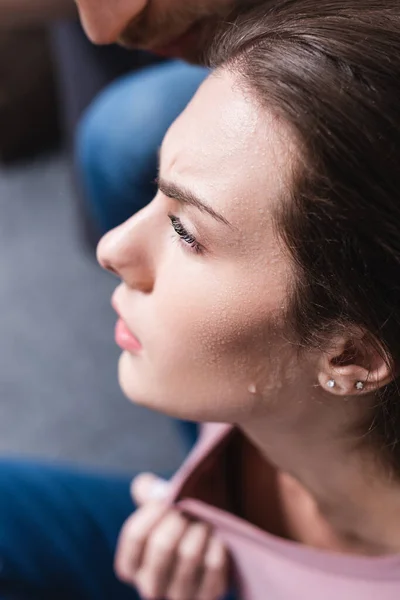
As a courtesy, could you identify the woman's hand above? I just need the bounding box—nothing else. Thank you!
[114,473,229,600]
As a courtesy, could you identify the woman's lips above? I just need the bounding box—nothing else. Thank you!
[111,291,142,353]
[115,318,142,353]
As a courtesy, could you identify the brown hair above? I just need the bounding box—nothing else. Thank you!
[210,0,400,472]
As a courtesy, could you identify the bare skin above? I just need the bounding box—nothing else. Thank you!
[74,0,264,61]
[115,473,229,600]
[98,70,400,598]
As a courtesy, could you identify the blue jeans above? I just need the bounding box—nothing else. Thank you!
[75,60,209,234]
[0,460,236,599]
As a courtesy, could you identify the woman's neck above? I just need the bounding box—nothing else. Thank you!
[237,418,400,556]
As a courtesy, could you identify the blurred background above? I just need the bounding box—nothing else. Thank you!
[0,2,209,475]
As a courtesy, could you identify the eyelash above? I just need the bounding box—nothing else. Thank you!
[168,213,202,254]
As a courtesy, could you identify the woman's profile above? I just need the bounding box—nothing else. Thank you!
[2,1,400,599]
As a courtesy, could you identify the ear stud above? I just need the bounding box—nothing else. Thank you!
[327,379,336,389]
[355,381,365,391]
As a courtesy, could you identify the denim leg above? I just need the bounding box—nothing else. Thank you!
[75,60,209,234]
[0,459,139,600]
[0,459,240,600]
[176,421,200,450]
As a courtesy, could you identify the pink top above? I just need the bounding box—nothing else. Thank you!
[166,423,400,599]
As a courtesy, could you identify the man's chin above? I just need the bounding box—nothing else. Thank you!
[151,21,206,61]
[119,19,214,64]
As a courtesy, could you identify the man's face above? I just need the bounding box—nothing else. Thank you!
[75,0,256,60]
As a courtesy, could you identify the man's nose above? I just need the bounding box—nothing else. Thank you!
[97,212,154,293]
[75,0,147,44]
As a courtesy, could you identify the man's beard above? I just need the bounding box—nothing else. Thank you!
[118,0,264,62]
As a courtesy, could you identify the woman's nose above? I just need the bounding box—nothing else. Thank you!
[97,212,154,293]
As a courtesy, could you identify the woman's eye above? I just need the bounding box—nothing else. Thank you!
[168,214,202,254]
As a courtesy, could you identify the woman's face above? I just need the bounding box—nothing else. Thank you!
[97,70,310,423]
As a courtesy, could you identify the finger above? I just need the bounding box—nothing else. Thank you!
[131,472,170,506]
[195,536,229,600]
[135,510,189,600]
[166,521,211,600]
[114,502,168,584]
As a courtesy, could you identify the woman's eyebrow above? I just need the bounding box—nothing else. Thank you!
[156,176,232,227]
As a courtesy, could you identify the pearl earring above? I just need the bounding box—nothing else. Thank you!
[355,381,364,391]
[327,379,336,389]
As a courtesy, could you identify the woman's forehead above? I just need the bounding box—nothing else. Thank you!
[161,70,296,219]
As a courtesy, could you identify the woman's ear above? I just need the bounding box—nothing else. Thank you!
[317,331,395,396]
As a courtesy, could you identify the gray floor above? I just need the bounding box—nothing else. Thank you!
[0,153,186,475]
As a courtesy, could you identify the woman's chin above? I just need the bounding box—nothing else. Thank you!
[117,351,190,418]
[117,351,234,423]
[118,351,150,407]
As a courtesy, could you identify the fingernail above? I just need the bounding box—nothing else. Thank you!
[149,479,169,500]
